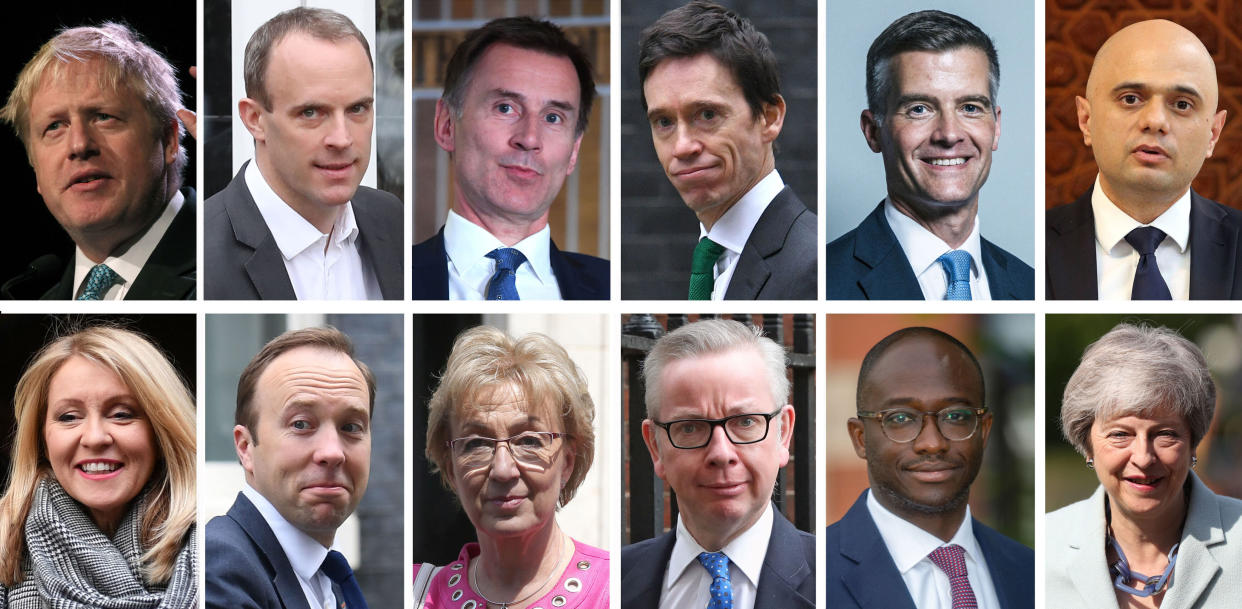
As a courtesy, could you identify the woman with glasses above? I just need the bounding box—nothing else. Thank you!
[417,326,607,609]
[1047,323,1242,608]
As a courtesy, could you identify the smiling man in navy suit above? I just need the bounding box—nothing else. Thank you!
[826,327,1032,609]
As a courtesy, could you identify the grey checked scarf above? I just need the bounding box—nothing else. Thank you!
[0,477,197,609]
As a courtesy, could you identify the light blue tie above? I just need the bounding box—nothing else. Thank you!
[937,250,973,300]
[77,264,119,300]
[485,248,526,300]
[697,551,733,609]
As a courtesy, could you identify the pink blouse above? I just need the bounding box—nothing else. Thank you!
[423,538,609,609]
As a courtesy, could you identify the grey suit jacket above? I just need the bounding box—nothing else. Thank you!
[725,185,817,300]
[1046,472,1242,608]
[204,162,403,300]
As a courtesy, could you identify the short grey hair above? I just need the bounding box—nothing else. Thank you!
[1060,323,1216,458]
[243,7,373,110]
[641,319,789,419]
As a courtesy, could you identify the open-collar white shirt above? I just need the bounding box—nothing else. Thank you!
[246,160,381,300]
[1091,175,1191,300]
[867,489,1001,609]
[443,209,561,300]
[659,502,772,609]
[699,169,784,300]
[241,483,340,609]
[884,198,992,300]
[72,190,183,300]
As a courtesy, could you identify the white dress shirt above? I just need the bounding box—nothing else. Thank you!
[700,169,785,300]
[867,490,1001,609]
[884,199,992,300]
[443,209,562,300]
[659,502,772,609]
[241,483,340,609]
[72,190,184,300]
[245,161,381,300]
[1091,175,1191,300]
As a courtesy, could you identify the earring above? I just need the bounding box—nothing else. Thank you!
[1192,456,1198,468]
[1086,458,1094,469]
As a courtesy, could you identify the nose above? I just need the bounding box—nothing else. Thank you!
[80,414,113,448]
[1138,99,1170,135]
[323,113,354,150]
[510,113,542,152]
[68,121,99,161]
[911,414,949,454]
[672,124,703,159]
[930,110,965,147]
[487,442,521,481]
[702,424,740,466]
[312,428,346,467]
[1130,437,1157,468]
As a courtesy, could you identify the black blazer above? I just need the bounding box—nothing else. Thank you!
[1046,187,1242,299]
[825,490,1034,609]
[205,493,314,609]
[410,226,609,300]
[620,506,814,609]
[203,162,403,300]
[38,188,197,300]
[826,201,1034,300]
[723,185,817,300]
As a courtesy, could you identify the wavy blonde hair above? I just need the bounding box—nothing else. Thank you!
[0,325,196,586]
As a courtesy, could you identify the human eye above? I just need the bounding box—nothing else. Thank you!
[733,415,759,428]
[460,436,493,452]
[349,102,371,114]
[884,410,917,426]
[698,108,718,122]
[496,102,515,115]
[43,119,65,135]
[905,104,931,118]
[1173,99,1193,112]
[650,114,673,130]
[940,408,974,424]
[299,107,320,119]
[961,103,986,116]
[1119,93,1142,106]
[109,408,138,421]
[513,432,549,448]
[341,420,367,434]
[670,420,703,437]
[290,419,313,431]
[543,112,565,125]
[53,411,80,423]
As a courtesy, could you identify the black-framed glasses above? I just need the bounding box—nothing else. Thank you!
[855,406,987,443]
[652,408,783,449]
[446,431,570,471]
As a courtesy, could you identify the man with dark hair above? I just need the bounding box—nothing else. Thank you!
[205,7,403,300]
[411,16,608,300]
[206,326,374,609]
[637,0,816,300]
[827,10,1033,300]
[826,327,1033,609]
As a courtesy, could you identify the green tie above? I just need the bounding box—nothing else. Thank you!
[689,237,726,300]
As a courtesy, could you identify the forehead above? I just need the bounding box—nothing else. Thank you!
[48,355,130,399]
[264,32,373,99]
[256,346,367,409]
[462,43,580,104]
[29,59,143,117]
[862,335,982,404]
[451,383,561,430]
[644,53,745,109]
[657,347,772,416]
[1091,39,1215,96]
[889,48,991,97]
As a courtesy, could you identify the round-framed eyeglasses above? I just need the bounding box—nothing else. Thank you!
[447,431,570,471]
[652,408,783,449]
[855,406,987,443]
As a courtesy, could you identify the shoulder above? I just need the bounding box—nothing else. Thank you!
[352,185,403,213]
[621,531,673,571]
[972,519,1033,564]
[981,237,1035,276]
[1046,192,1092,234]
[554,249,610,274]
[205,515,276,607]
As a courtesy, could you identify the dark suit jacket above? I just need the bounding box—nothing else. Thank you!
[37,188,197,300]
[825,490,1034,609]
[620,506,814,609]
[410,226,609,299]
[826,201,1034,300]
[204,162,403,300]
[1046,187,1242,299]
[722,186,817,300]
[205,493,314,609]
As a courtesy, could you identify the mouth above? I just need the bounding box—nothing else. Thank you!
[672,164,718,179]
[904,461,961,483]
[1123,475,1164,491]
[76,459,123,479]
[701,481,747,496]
[500,164,542,180]
[486,495,526,509]
[65,170,113,192]
[302,481,350,497]
[922,157,969,168]
[1132,145,1170,163]
[314,161,356,179]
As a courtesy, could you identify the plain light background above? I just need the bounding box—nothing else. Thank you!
[825,0,1035,266]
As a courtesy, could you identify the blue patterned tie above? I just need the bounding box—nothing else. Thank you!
[1125,226,1172,300]
[321,550,369,609]
[77,264,119,300]
[697,551,733,609]
[937,250,973,300]
[485,248,526,300]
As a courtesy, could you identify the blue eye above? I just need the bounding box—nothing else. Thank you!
[291,420,311,430]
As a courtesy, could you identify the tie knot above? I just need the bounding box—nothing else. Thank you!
[691,238,726,274]
[928,544,968,578]
[937,250,973,300]
[320,550,353,584]
[486,247,527,272]
[696,551,730,579]
[1125,226,1167,255]
[77,264,120,300]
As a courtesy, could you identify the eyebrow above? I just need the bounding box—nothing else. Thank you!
[1111,82,1203,100]
[490,88,576,114]
[893,94,992,109]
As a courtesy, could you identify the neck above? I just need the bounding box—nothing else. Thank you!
[255,154,343,234]
[474,521,565,604]
[1099,178,1184,225]
[681,503,764,552]
[74,183,171,263]
[1108,494,1185,565]
[455,200,548,247]
[889,195,977,249]
[696,158,774,232]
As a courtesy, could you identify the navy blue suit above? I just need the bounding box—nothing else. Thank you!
[206,493,318,609]
[1046,187,1242,299]
[410,226,609,300]
[825,490,1033,609]
[826,202,1033,300]
[621,507,814,609]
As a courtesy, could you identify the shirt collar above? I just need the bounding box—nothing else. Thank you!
[443,209,555,283]
[1091,175,1191,254]
[698,170,784,254]
[73,190,184,295]
[884,198,985,279]
[241,482,332,583]
[246,159,359,260]
[866,489,983,573]
[665,502,773,593]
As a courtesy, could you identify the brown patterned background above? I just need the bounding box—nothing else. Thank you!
[1046,0,1242,209]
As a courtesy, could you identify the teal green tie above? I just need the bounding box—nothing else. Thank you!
[689,237,725,300]
[77,264,119,300]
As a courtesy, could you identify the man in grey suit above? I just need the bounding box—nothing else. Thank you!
[637,0,816,300]
[205,7,402,300]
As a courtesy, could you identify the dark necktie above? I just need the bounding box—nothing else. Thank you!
[689,237,725,300]
[321,550,369,609]
[77,263,119,300]
[485,247,526,300]
[928,544,978,609]
[1125,226,1172,300]
[697,551,733,609]
[936,250,973,300]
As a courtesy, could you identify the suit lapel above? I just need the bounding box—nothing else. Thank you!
[228,493,314,609]
[1046,190,1099,299]
[549,241,606,299]
[222,166,297,299]
[980,238,1016,300]
[754,510,813,609]
[1188,190,1239,299]
[1165,474,1224,607]
[410,228,450,300]
[725,187,803,299]
[837,492,919,609]
[353,194,402,299]
[972,519,1032,609]
[127,190,197,300]
[1062,487,1116,607]
[621,531,675,609]
[850,202,923,299]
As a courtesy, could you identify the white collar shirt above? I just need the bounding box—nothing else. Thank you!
[1091,175,1191,300]
[658,501,773,609]
[866,489,1001,609]
[245,160,381,300]
[241,483,339,609]
[700,169,784,300]
[884,198,992,300]
[443,209,561,300]
[72,190,183,300]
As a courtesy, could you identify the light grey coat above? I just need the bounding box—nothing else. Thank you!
[1046,472,1242,609]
